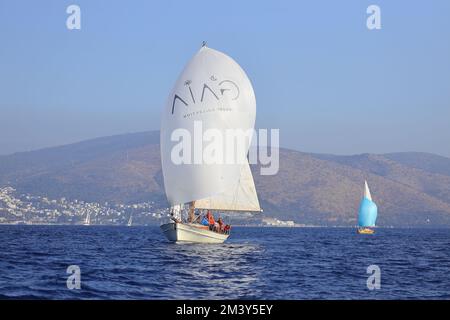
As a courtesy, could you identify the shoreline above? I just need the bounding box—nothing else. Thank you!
[0,223,448,229]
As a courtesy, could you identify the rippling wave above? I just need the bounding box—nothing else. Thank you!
[0,225,449,299]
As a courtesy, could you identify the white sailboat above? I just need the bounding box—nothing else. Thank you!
[160,44,261,243]
[127,213,133,227]
[83,211,91,226]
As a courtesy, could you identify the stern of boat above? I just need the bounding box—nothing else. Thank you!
[357,227,375,234]
[160,222,229,244]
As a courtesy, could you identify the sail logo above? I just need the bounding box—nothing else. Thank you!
[170,121,279,175]
[171,77,240,114]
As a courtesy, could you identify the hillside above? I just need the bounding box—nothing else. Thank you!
[1,131,450,227]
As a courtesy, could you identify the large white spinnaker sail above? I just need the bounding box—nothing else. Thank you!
[160,46,257,207]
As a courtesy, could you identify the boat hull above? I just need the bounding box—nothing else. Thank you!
[357,227,375,234]
[160,222,229,244]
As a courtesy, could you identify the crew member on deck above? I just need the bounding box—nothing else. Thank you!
[217,217,224,233]
[207,210,215,230]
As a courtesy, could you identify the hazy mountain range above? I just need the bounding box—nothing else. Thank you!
[1,131,450,227]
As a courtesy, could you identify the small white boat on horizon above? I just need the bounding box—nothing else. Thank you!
[83,211,91,226]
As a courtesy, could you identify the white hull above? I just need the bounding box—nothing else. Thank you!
[160,222,229,244]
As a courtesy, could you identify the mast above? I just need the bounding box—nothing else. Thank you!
[188,201,196,223]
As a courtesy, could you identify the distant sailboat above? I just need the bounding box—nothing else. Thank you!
[127,213,133,227]
[83,211,91,226]
[357,180,378,234]
[159,44,261,243]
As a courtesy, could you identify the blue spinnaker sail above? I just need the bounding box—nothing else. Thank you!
[358,197,377,227]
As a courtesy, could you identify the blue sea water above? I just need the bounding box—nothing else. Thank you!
[0,225,449,300]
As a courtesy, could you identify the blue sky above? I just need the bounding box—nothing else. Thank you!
[0,0,449,156]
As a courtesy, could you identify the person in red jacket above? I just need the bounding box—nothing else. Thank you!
[206,210,215,230]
